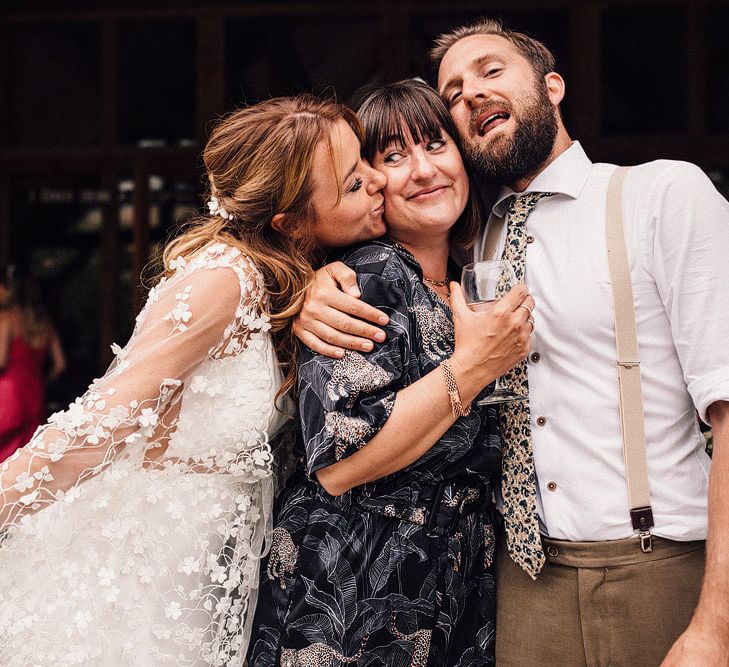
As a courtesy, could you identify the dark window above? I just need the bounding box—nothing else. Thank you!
[601,7,688,135]
[10,23,103,146]
[705,7,729,134]
[225,16,380,107]
[119,20,196,144]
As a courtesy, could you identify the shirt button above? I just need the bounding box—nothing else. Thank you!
[526,234,535,244]
[536,416,547,427]
[547,545,559,558]
[546,481,557,492]
[530,352,541,363]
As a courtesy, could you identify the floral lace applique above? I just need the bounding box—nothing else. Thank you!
[0,242,286,666]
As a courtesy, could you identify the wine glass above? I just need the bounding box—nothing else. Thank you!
[461,260,528,405]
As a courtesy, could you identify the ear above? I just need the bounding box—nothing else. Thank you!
[544,72,565,107]
[271,212,287,235]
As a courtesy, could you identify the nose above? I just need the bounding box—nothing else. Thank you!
[410,149,438,181]
[365,163,387,194]
[461,75,490,110]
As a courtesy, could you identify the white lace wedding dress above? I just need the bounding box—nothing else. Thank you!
[0,243,290,666]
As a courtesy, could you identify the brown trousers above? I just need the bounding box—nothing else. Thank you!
[496,535,705,667]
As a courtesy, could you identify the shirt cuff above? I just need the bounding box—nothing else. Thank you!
[688,371,729,424]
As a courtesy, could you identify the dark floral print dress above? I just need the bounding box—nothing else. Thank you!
[248,240,501,667]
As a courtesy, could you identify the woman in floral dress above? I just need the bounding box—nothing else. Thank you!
[0,95,387,666]
[248,80,535,666]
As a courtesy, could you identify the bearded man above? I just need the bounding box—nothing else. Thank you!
[295,19,729,667]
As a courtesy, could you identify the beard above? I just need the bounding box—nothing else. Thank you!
[464,80,558,186]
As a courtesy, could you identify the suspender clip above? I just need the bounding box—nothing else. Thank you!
[639,531,653,553]
[617,359,640,368]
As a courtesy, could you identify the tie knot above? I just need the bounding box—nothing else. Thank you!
[507,192,555,224]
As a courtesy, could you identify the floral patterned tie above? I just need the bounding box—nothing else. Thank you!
[499,192,554,579]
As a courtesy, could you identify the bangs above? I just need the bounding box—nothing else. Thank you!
[358,81,454,161]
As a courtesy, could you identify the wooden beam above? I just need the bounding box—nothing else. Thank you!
[99,172,120,369]
[196,15,226,141]
[0,145,198,175]
[379,2,410,84]
[101,19,120,146]
[132,158,150,315]
[686,1,707,137]
[592,134,729,168]
[567,2,601,147]
[0,23,9,149]
[0,178,9,269]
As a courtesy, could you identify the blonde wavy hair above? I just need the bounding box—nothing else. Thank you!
[163,95,363,400]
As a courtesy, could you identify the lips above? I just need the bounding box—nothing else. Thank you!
[471,103,512,137]
[407,185,448,200]
[371,197,385,215]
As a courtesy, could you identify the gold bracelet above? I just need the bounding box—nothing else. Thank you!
[441,359,471,418]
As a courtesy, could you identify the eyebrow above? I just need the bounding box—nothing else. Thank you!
[440,54,497,94]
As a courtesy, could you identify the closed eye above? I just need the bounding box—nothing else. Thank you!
[349,176,363,192]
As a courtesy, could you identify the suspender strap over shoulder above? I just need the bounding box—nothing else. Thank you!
[605,166,654,551]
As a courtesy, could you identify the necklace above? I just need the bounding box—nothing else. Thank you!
[423,276,449,287]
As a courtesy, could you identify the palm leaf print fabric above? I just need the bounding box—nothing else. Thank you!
[248,240,501,666]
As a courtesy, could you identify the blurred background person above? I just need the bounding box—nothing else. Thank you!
[0,268,66,462]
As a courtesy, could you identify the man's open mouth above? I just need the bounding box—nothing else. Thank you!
[477,111,510,137]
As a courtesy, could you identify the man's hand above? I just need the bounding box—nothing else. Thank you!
[662,400,729,666]
[293,262,389,358]
[661,624,729,666]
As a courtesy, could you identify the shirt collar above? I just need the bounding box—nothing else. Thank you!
[491,141,592,217]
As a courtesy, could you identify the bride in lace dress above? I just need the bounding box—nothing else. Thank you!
[0,95,386,666]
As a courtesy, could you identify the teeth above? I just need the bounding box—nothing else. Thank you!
[479,113,507,134]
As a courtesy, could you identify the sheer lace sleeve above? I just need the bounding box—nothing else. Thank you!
[0,244,268,531]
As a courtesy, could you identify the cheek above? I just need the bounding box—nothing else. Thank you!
[451,109,471,134]
[455,171,469,207]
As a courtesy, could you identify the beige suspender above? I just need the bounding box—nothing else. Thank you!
[605,166,654,552]
[483,172,654,550]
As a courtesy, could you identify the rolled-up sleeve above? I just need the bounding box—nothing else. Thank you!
[649,162,729,422]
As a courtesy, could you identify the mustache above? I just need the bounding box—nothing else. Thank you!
[468,99,515,135]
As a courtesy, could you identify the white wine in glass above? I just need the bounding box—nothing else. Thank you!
[461,260,528,405]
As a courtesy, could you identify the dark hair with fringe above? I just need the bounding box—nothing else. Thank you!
[357,79,482,250]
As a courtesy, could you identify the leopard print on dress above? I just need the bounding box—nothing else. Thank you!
[390,611,433,667]
[267,527,298,589]
[280,635,369,666]
[499,192,554,580]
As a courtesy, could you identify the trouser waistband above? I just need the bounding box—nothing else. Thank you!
[542,535,705,568]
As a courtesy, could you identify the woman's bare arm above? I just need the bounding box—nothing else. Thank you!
[316,283,533,495]
[46,328,66,382]
[0,314,11,371]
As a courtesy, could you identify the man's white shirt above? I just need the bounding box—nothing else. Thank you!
[479,141,729,541]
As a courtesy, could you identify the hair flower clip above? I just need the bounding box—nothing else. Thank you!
[207,195,233,221]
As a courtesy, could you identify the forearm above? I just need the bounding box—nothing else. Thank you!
[315,351,494,495]
[692,400,729,639]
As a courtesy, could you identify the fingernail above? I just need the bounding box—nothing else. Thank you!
[377,315,389,325]
[361,341,374,351]
[374,331,386,342]
[334,349,344,358]
[348,287,361,297]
